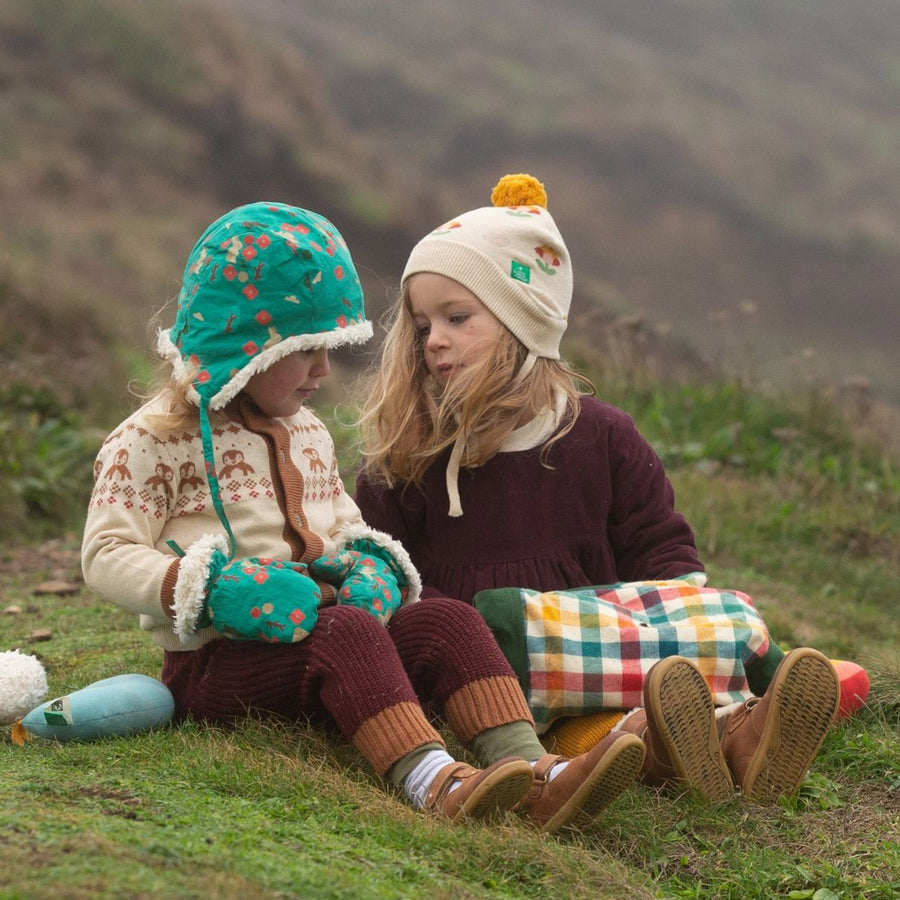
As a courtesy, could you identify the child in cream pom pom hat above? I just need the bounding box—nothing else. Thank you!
[356,173,842,804]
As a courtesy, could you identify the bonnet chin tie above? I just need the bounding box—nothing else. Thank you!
[199,397,237,557]
[444,351,538,518]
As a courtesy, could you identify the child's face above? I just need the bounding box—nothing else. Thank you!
[243,348,330,417]
[407,273,504,383]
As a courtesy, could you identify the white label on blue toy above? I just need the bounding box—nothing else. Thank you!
[43,695,73,726]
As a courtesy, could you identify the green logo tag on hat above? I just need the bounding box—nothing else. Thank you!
[510,260,531,284]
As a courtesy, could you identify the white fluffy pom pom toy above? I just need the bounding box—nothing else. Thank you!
[0,649,49,744]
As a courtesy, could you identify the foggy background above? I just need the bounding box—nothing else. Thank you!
[3,0,899,425]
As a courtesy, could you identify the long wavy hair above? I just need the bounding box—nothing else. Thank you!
[358,289,595,487]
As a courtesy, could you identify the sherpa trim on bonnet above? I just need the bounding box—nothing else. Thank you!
[401,173,571,361]
[158,201,372,411]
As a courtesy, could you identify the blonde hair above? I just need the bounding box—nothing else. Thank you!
[137,363,203,434]
[137,302,217,434]
[129,301,199,434]
[358,291,595,487]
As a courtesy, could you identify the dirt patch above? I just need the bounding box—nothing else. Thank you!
[0,535,83,581]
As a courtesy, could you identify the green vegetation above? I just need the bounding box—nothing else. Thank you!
[1,370,897,898]
[0,384,102,541]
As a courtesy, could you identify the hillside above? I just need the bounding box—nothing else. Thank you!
[217,0,900,401]
[2,0,900,420]
[0,0,422,419]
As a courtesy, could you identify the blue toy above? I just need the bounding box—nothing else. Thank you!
[22,673,175,741]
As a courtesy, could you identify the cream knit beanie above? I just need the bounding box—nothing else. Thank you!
[401,174,571,360]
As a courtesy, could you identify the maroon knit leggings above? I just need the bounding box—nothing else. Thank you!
[161,596,518,749]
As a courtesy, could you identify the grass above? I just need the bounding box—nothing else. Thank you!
[0,720,647,900]
[1,373,899,898]
[1,570,897,899]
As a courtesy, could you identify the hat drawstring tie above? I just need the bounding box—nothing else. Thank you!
[444,351,539,517]
[445,433,466,518]
[199,398,237,558]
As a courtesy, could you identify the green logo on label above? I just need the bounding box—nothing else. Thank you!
[510,261,530,284]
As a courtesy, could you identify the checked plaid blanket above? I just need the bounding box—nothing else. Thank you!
[474,575,772,734]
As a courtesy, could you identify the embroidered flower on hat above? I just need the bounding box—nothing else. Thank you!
[433,220,462,235]
[535,244,562,275]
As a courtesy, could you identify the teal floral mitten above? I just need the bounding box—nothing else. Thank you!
[206,552,321,642]
[309,538,408,625]
[172,535,320,644]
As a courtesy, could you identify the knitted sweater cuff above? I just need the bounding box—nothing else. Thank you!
[160,557,181,620]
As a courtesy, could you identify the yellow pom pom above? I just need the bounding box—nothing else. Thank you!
[490,174,547,209]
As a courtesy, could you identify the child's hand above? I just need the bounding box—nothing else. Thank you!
[204,551,321,643]
[309,539,406,625]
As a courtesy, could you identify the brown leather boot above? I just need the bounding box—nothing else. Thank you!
[719,647,839,803]
[518,731,644,833]
[422,756,534,823]
[619,656,735,801]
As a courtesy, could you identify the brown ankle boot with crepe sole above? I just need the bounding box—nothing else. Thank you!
[719,647,839,804]
[518,731,645,833]
[619,656,735,801]
[422,756,534,823]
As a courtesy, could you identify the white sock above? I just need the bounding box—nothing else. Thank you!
[715,701,743,720]
[403,749,457,810]
[531,758,569,782]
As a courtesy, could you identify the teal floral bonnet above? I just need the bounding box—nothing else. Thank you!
[156,201,371,555]
[158,201,371,411]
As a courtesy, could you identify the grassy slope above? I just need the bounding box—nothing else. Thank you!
[0,432,897,899]
[2,371,899,899]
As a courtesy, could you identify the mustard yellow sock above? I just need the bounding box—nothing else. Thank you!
[541,711,626,757]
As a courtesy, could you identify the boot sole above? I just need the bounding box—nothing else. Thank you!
[741,649,839,803]
[647,656,735,801]
[454,758,535,823]
[548,734,645,833]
